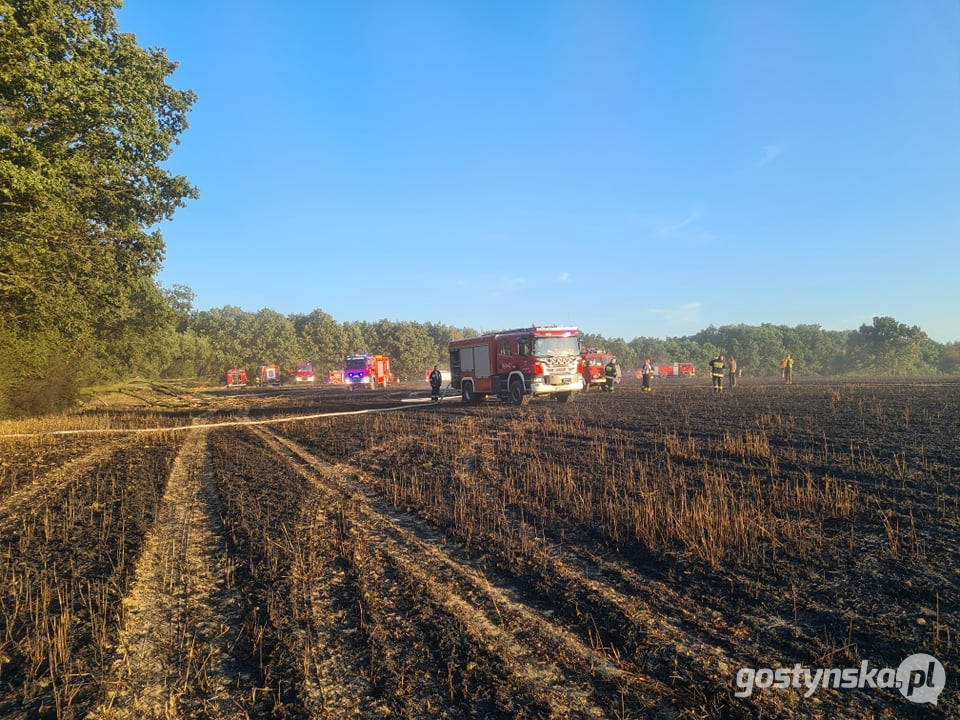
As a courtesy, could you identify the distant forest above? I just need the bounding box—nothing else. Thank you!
[162,296,960,386]
[1,3,957,417]
[4,277,960,417]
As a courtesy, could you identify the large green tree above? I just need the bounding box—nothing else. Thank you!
[849,316,932,376]
[0,0,196,413]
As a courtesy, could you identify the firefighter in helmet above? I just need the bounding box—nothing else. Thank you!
[641,358,654,393]
[603,358,619,392]
[709,354,725,394]
[429,365,443,402]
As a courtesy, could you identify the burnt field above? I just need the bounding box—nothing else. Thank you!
[0,378,956,718]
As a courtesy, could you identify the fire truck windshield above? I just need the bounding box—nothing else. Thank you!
[345,358,367,369]
[534,336,579,357]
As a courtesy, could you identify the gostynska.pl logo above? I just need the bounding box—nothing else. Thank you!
[734,653,945,705]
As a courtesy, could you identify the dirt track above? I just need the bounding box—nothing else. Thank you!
[91,428,249,719]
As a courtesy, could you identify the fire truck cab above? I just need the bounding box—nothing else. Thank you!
[257,365,282,386]
[344,354,394,388]
[581,350,615,389]
[449,326,583,405]
[294,362,315,383]
[226,368,247,387]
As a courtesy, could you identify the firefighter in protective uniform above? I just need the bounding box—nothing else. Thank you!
[429,365,443,402]
[641,358,654,393]
[603,358,619,392]
[709,355,725,394]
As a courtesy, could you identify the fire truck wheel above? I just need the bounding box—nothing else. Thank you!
[509,378,527,405]
[461,382,475,404]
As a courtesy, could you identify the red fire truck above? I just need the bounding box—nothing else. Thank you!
[226,368,247,387]
[580,350,615,390]
[656,362,696,377]
[294,362,315,383]
[449,326,583,405]
[257,365,282,386]
[344,354,394,388]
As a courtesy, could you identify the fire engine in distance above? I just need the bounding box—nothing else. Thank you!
[656,362,696,378]
[293,362,315,383]
[344,354,394,388]
[257,364,282,386]
[581,349,615,390]
[449,326,584,405]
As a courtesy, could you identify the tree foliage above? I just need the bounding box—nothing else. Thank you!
[585,318,951,378]
[0,0,196,415]
[188,308,477,383]
[176,309,956,389]
[848,316,932,375]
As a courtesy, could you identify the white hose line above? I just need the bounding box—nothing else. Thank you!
[0,390,460,439]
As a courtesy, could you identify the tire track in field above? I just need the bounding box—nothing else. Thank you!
[0,437,136,531]
[263,428,768,717]
[89,428,250,720]
[255,427,681,718]
[291,494,391,719]
[257,428,606,718]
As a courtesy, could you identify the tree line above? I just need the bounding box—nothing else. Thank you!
[180,299,478,383]
[175,304,960,386]
[1,2,957,417]
[583,316,959,380]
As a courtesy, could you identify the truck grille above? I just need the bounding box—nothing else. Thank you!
[540,356,577,375]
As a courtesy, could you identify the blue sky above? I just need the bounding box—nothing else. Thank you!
[117,1,960,342]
